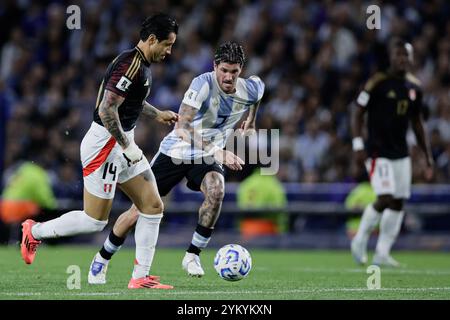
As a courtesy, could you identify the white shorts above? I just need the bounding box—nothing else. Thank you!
[365,157,411,199]
[80,122,150,199]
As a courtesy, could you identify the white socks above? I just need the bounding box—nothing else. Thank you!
[376,209,404,257]
[132,212,163,279]
[191,231,211,250]
[31,210,107,240]
[354,204,382,246]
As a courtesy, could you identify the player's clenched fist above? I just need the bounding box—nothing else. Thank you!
[156,110,179,125]
[122,141,143,166]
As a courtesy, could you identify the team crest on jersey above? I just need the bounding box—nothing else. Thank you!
[211,97,220,107]
[409,89,416,101]
[104,183,113,193]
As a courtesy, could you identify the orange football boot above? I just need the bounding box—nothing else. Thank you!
[128,276,174,289]
[21,219,41,264]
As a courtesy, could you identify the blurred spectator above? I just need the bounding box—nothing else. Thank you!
[0,161,56,244]
[1,0,450,199]
[237,167,288,238]
[295,121,330,178]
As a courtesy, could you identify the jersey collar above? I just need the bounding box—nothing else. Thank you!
[135,46,151,66]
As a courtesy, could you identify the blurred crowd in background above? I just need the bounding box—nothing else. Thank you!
[1,0,450,201]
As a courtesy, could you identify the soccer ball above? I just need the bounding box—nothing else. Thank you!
[214,244,252,281]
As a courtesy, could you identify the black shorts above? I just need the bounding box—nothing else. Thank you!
[151,152,225,196]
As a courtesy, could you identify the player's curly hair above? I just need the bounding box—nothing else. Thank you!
[140,13,178,41]
[214,42,246,67]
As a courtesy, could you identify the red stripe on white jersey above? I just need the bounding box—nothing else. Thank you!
[82,137,116,177]
[369,158,377,180]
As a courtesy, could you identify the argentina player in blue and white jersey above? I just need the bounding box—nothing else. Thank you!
[88,42,265,283]
[159,59,264,161]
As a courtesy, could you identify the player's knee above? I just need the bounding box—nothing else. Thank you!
[138,199,164,215]
[207,186,225,205]
[82,210,108,232]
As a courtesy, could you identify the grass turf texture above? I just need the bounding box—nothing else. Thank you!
[0,246,449,300]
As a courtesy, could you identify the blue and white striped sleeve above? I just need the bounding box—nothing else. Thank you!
[182,74,210,109]
[246,75,265,103]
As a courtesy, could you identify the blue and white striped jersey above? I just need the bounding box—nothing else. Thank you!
[159,71,265,160]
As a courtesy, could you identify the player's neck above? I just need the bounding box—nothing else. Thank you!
[388,68,406,77]
[136,42,151,65]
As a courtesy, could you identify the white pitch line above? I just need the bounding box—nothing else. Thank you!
[283,267,450,275]
[2,287,450,297]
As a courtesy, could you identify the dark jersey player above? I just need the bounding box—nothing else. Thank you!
[20,13,179,289]
[351,38,433,267]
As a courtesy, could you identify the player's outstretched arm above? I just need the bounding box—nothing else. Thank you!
[142,101,178,125]
[175,103,244,170]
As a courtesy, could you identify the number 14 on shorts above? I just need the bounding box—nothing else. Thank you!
[102,162,117,194]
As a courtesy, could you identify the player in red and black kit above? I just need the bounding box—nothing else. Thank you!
[351,38,433,267]
[20,13,179,289]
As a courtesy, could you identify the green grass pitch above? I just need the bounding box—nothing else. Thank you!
[0,245,449,300]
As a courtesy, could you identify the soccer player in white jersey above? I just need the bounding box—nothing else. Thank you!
[88,42,265,283]
[20,14,179,289]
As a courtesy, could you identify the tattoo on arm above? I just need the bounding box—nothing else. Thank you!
[98,89,129,148]
[175,103,215,152]
[142,101,159,119]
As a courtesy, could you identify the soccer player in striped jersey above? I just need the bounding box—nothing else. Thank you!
[88,42,265,283]
[20,13,179,289]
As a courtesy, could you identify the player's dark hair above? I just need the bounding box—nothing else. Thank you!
[214,41,246,67]
[140,13,178,41]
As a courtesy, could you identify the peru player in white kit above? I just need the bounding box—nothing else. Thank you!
[20,14,179,289]
[88,42,265,284]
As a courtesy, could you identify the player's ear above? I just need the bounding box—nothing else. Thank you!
[146,34,158,45]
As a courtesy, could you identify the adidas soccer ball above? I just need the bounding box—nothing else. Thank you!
[214,244,252,281]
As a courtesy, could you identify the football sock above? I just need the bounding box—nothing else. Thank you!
[187,224,213,256]
[376,209,404,257]
[353,204,381,246]
[31,210,107,240]
[132,212,162,279]
[99,230,125,260]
